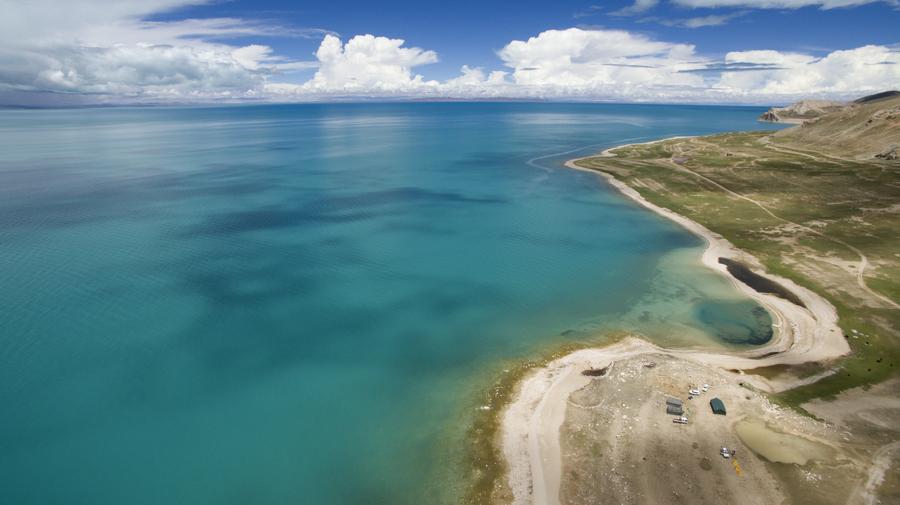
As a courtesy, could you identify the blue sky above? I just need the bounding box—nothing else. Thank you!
[1,0,899,104]
[152,0,900,81]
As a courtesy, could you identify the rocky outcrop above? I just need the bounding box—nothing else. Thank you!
[759,110,780,122]
[875,145,898,160]
[759,99,845,123]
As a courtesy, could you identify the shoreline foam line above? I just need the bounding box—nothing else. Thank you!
[500,137,851,505]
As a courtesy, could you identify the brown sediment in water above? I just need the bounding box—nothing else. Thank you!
[718,257,806,309]
[734,417,836,465]
[746,361,831,380]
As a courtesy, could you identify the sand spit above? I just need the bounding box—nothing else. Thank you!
[500,139,852,505]
[565,141,849,371]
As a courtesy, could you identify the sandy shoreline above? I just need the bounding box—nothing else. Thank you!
[501,137,851,505]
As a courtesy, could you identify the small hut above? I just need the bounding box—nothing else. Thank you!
[666,404,684,416]
[710,398,727,415]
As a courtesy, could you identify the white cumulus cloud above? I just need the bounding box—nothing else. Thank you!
[445,65,509,87]
[494,28,707,100]
[0,0,319,102]
[716,45,900,97]
[1,1,897,105]
[299,34,439,93]
[267,27,899,103]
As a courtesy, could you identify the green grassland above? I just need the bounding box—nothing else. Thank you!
[575,129,900,406]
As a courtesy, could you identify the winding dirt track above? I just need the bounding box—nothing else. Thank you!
[854,440,900,505]
[665,144,899,310]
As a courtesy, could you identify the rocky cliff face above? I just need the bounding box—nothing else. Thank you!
[759,110,780,122]
[875,145,898,160]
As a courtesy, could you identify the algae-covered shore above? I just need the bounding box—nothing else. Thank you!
[456,334,630,505]
[492,95,900,505]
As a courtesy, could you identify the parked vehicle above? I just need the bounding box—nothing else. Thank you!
[720,447,732,458]
[673,416,688,424]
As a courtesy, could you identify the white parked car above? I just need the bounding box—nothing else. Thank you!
[689,388,701,396]
[720,447,731,458]
[673,416,688,424]
[702,384,710,392]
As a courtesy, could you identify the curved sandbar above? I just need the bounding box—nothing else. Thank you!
[501,138,851,505]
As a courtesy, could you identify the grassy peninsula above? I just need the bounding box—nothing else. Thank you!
[574,93,900,406]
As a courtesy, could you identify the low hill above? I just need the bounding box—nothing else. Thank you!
[759,99,845,123]
[774,92,900,159]
[854,90,900,104]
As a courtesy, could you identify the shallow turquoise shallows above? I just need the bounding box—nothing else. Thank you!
[0,103,781,505]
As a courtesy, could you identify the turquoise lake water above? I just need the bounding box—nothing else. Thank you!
[0,103,781,504]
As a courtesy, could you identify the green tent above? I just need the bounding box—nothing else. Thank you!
[710,398,726,415]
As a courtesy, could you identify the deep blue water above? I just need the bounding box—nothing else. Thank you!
[0,103,780,505]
